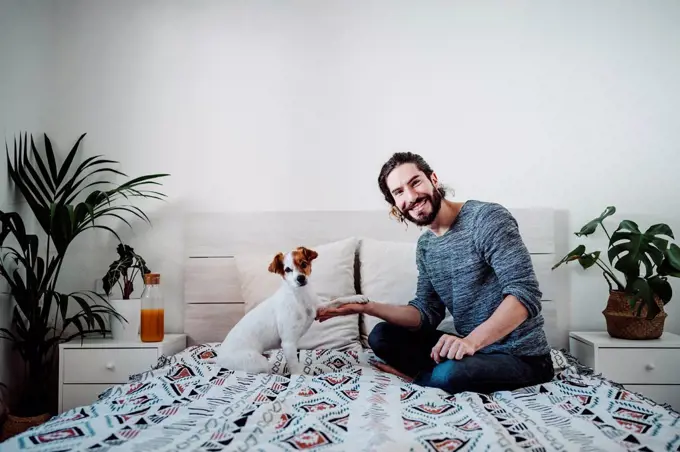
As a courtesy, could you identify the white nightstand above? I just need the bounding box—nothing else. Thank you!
[569,331,680,410]
[58,334,186,413]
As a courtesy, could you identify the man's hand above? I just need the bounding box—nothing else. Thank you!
[431,334,478,362]
[316,303,366,322]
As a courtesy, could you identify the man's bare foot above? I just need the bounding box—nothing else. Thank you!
[372,362,414,382]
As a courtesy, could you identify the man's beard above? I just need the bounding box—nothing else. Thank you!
[402,189,442,226]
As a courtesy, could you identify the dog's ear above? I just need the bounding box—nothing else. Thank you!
[268,252,284,275]
[299,247,318,261]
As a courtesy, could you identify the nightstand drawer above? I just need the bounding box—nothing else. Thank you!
[599,348,680,384]
[63,348,158,383]
[61,384,112,412]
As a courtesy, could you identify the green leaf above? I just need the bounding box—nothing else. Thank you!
[55,133,87,186]
[645,223,674,240]
[0,328,17,342]
[578,251,601,270]
[59,167,126,205]
[647,275,672,304]
[23,155,52,203]
[71,295,96,328]
[43,133,59,183]
[58,293,69,323]
[575,206,616,237]
[627,278,660,320]
[91,313,108,336]
[30,135,56,193]
[658,244,680,277]
[72,317,85,336]
[552,244,586,270]
[79,224,123,244]
[608,220,670,278]
[54,155,113,199]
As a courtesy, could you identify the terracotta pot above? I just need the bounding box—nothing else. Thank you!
[0,412,51,441]
[602,290,667,340]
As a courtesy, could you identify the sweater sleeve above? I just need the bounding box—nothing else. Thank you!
[407,239,446,330]
[474,204,543,319]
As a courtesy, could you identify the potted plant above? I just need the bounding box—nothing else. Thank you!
[101,243,151,341]
[0,132,168,435]
[552,206,680,339]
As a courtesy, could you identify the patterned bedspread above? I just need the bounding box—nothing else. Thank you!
[1,344,679,451]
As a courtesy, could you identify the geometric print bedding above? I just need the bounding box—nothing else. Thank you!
[1,344,679,451]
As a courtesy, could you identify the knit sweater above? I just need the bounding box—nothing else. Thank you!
[408,200,550,357]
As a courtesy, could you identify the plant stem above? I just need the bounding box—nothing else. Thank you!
[595,259,624,290]
[129,268,139,291]
[600,222,612,242]
[50,256,64,346]
[596,254,613,273]
[602,271,613,292]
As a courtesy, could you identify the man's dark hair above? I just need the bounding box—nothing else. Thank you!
[377,152,446,206]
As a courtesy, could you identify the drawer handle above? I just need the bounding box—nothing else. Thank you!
[645,363,655,371]
[105,362,115,371]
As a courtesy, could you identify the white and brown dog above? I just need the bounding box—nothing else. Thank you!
[215,246,367,375]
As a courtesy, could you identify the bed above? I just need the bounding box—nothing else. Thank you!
[1,209,679,451]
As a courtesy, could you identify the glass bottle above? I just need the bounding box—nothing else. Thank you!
[140,273,164,342]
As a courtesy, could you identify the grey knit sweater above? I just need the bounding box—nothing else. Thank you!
[408,200,550,357]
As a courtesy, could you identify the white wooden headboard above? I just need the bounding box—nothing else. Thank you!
[183,209,570,349]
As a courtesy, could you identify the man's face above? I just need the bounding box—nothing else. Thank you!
[385,163,442,226]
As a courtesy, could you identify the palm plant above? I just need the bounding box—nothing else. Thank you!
[0,132,168,416]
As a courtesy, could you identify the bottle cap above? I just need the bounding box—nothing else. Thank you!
[144,273,160,285]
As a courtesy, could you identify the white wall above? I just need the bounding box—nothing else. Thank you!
[7,1,680,349]
[0,0,56,400]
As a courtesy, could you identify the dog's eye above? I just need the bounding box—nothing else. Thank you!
[301,262,307,269]
[284,267,292,273]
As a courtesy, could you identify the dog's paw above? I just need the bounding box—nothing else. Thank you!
[325,294,370,308]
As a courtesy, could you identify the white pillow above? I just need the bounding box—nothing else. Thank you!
[358,237,456,345]
[234,237,361,350]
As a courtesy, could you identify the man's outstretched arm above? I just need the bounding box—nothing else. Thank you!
[316,300,422,329]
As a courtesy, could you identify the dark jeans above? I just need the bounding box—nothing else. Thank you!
[368,322,554,394]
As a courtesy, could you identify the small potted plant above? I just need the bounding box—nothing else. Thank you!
[552,206,680,339]
[101,243,151,341]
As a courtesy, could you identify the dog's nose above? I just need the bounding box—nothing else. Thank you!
[297,275,306,284]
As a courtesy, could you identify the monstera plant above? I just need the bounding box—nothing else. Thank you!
[0,132,168,426]
[553,206,680,339]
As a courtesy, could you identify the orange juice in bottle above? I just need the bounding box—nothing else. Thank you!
[140,273,164,342]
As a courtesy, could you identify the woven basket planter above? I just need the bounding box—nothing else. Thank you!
[0,412,51,441]
[603,290,667,340]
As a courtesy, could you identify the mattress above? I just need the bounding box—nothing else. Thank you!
[1,344,679,451]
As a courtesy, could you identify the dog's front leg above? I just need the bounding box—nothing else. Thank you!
[282,341,304,375]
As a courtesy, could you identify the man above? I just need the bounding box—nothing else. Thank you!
[316,152,554,394]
